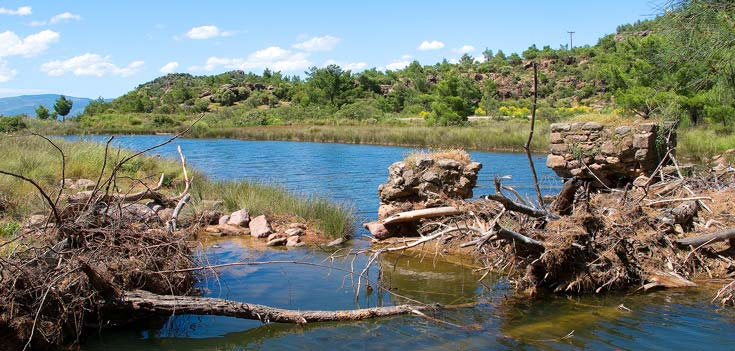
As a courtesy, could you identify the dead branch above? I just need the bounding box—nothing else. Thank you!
[523,61,544,208]
[0,169,61,226]
[676,228,735,248]
[29,133,66,206]
[493,223,545,250]
[483,193,559,219]
[167,193,191,232]
[121,289,445,324]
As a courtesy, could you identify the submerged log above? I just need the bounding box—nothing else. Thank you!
[121,290,441,324]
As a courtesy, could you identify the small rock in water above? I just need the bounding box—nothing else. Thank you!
[286,235,304,247]
[267,232,286,242]
[249,215,273,238]
[266,237,288,246]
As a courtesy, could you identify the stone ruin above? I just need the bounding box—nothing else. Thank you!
[377,155,482,220]
[545,121,676,187]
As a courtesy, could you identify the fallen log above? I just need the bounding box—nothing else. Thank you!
[380,206,463,226]
[676,228,735,248]
[363,206,462,240]
[121,290,442,324]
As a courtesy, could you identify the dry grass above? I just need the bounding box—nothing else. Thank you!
[403,148,472,167]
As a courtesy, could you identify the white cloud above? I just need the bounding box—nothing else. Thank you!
[159,61,179,74]
[323,59,367,71]
[386,59,411,71]
[0,30,59,57]
[41,53,144,77]
[51,12,81,24]
[184,25,234,39]
[30,12,82,26]
[344,62,367,71]
[0,6,32,16]
[452,45,475,54]
[198,46,311,72]
[293,35,340,52]
[418,40,444,51]
[0,60,18,82]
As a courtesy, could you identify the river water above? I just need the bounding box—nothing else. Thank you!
[74,136,735,350]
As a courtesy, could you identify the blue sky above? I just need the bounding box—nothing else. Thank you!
[0,1,659,99]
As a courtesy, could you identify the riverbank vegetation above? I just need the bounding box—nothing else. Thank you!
[0,136,354,239]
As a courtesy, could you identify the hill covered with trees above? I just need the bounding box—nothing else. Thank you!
[75,1,732,131]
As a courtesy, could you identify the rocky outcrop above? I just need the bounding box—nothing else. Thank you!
[546,121,676,187]
[377,154,482,220]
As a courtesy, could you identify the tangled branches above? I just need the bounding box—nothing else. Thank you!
[0,130,199,349]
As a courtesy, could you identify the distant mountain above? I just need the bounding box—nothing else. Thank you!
[0,94,113,118]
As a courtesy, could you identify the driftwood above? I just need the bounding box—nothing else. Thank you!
[363,206,462,239]
[643,271,697,291]
[121,290,441,324]
[381,206,462,225]
[676,228,735,248]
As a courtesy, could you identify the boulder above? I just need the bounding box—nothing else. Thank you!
[218,215,231,226]
[546,155,566,169]
[249,215,273,239]
[286,235,304,247]
[267,232,287,242]
[266,236,287,246]
[227,209,250,227]
[285,228,304,236]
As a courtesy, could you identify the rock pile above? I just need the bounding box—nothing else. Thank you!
[377,154,482,220]
[546,121,676,187]
[204,208,307,247]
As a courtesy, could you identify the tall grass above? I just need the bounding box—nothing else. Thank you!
[190,123,550,152]
[677,127,735,161]
[0,135,354,238]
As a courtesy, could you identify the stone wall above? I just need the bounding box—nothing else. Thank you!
[546,121,675,187]
[377,156,482,219]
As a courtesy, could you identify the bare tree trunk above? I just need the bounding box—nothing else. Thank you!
[120,290,442,324]
[524,62,544,208]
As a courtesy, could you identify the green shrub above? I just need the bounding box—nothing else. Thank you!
[0,116,27,133]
